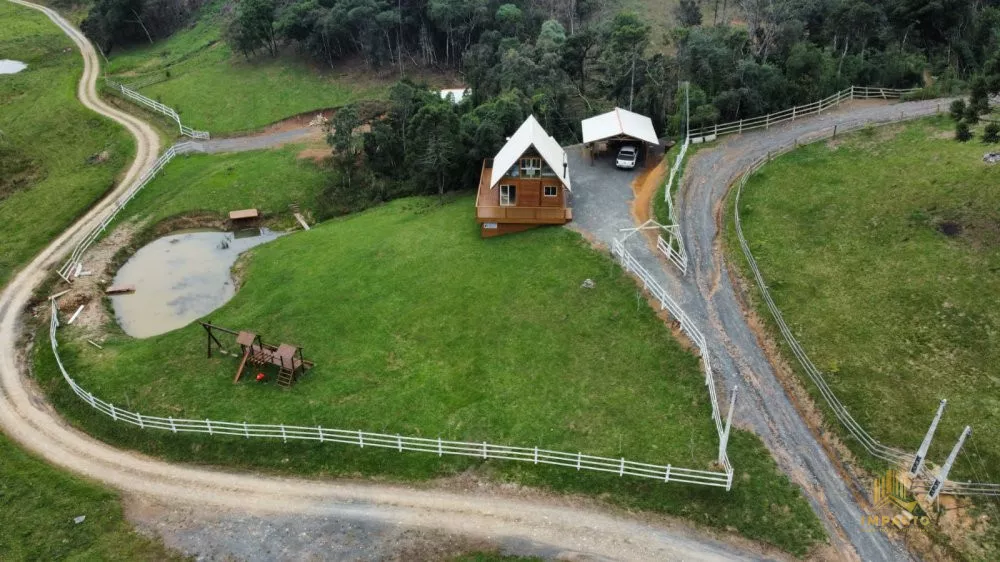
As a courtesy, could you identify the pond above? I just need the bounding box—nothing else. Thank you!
[0,60,27,74]
[110,229,281,338]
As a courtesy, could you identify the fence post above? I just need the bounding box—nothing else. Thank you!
[765,114,770,130]
[438,437,443,456]
[245,421,250,439]
[137,412,144,429]
[533,446,538,464]
[88,391,96,408]
[397,434,402,451]
[833,124,838,138]
[206,419,212,435]
[577,452,582,470]
[169,416,176,433]
[792,106,797,121]
[482,442,488,459]
[719,387,738,464]
[664,464,671,482]
[110,403,117,421]
[358,430,364,448]
[619,458,625,476]
[281,424,287,442]
[318,425,324,442]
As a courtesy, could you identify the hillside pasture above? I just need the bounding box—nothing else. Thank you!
[730,116,1000,482]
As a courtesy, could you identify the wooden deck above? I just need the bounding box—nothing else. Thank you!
[475,160,572,224]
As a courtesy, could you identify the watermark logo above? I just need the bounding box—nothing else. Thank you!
[862,469,931,529]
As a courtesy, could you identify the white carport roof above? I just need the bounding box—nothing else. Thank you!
[490,115,571,191]
[581,107,659,145]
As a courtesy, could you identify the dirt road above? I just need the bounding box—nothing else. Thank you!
[0,2,778,560]
[674,102,948,561]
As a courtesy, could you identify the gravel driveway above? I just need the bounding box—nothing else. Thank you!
[568,99,949,561]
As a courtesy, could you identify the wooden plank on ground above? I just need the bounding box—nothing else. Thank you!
[106,285,135,295]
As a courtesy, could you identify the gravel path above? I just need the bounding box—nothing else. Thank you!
[570,100,950,561]
[0,2,781,560]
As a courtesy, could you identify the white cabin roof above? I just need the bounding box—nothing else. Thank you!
[490,115,571,191]
[581,107,659,145]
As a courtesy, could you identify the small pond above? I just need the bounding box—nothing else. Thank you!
[111,229,280,338]
[0,60,27,74]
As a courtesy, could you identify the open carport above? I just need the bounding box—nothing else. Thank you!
[581,107,660,169]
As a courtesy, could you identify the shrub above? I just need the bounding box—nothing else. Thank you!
[984,123,1000,144]
[964,105,980,125]
[950,99,967,122]
[955,121,973,142]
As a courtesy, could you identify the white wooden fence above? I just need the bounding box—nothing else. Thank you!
[688,86,920,143]
[57,142,205,281]
[657,138,690,274]
[106,80,209,140]
[47,299,733,489]
[611,239,735,477]
[730,104,1000,497]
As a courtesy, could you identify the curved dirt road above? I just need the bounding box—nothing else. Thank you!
[0,3,778,560]
[674,102,948,561]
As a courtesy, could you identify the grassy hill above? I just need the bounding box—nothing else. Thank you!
[38,183,824,553]
[104,1,396,134]
[0,433,183,560]
[729,116,1000,484]
[0,1,133,287]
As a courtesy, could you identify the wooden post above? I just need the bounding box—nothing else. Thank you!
[833,124,838,138]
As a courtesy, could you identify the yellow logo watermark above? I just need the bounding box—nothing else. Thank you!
[862,469,931,529]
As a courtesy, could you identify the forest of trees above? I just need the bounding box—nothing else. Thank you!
[80,0,1000,212]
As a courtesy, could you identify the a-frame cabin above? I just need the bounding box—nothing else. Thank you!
[474,115,572,238]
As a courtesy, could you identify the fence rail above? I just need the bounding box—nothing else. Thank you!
[57,142,205,280]
[611,240,734,476]
[729,103,1000,496]
[689,86,920,143]
[47,300,732,489]
[658,138,690,274]
[106,80,209,140]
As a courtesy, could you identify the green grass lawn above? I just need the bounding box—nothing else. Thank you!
[121,145,327,226]
[0,433,183,560]
[728,116,1000,483]
[103,1,387,134]
[0,1,134,287]
[36,169,825,553]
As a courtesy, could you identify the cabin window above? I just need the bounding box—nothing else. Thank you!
[500,184,516,206]
[543,185,558,197]
[506,164,519,178]
[520,157,541,177]
[541,163,558,177]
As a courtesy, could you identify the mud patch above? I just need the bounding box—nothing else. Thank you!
[58,220,145,335]
[296,147,331,163]
[937,220,962,236]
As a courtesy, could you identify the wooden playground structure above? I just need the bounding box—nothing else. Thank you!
[200,322,314,388]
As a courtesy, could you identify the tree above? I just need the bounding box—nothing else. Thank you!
[955,121,972,142]
[600,11,651,109]
[495,3,523,36]
[984,123,1000,144]
[675,0,703,27]
[225,0,278,57]
[81,0,148,53]
[949,99,967,122]
[407,102,461,201]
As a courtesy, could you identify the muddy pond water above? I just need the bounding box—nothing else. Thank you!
[0,60,27,74]
[111,229,280,338]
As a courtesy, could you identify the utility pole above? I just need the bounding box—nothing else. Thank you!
[628,54,636,111]
[927,426,971,502]
[684,81,691,140]
[910,399,947,477]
